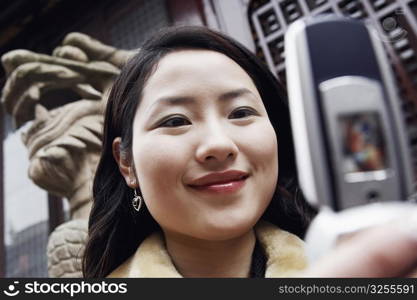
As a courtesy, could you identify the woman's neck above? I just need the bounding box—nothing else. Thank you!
[163,229,256,278]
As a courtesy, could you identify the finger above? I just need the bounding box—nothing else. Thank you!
[62,32,135,67]
[2,54,117,116]
[302,224,417,277]
[12,85,42,128]
[24,99,103,160]
[2,49,40,75]
[73,84,102,100]
[53,45,88,62]
[11,83,102,129]
[1,49,119,79]
[57,113,103,150]
[1,62,85,115]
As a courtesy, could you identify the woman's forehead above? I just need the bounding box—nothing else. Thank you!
[141,49,261,103]
[155,49,236,69]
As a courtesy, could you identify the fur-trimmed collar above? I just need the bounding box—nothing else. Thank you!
[107,221,307,277]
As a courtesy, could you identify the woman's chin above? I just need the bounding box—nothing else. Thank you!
[193,218,257,241]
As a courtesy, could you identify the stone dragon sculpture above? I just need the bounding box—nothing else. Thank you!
[1,33,134,277]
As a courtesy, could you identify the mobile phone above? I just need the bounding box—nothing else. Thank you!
[285,15,414,211]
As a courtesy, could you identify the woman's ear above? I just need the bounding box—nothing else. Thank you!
[112,137,137,188]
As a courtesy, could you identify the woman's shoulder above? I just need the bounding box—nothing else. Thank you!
[255,220,308,277]
[106,231,182,278]
[107,221,307,278]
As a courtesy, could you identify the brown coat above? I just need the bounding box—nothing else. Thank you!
[107,221,307,277]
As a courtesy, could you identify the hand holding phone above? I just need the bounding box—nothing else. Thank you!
[285,15,416,265]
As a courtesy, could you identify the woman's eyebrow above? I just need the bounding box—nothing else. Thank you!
[145,96,195,118]
[145,88,259,118]
[151,88,257,109]
[151,96,195,108]
[218,88,257,102]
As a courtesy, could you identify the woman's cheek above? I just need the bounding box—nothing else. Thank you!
[241,121,278,173]
[133,136,189,195]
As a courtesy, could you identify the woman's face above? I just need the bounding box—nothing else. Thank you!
[131,49,278,240]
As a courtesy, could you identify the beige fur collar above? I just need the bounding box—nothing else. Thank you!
[107,221,307,277]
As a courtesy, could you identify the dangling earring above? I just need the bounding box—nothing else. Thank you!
[132,189,143,212]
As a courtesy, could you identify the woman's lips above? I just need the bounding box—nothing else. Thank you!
[189,177,248,194]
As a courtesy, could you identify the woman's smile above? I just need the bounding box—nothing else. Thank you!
[187,169,249,194]
[190,178,246,193]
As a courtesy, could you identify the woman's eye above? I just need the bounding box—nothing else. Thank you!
[229,107,257,119]
[158,117,191,128]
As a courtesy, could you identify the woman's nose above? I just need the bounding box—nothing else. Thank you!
[195,124,239,164]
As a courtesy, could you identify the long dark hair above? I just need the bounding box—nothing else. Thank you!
[83,26,316,278]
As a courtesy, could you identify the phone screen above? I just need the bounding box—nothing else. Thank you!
[339,112,388,175]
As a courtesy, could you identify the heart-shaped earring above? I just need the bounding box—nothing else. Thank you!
[132,189,143,212]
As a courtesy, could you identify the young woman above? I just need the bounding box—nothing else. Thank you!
[82,26,315,278]
[82,26,417,278]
